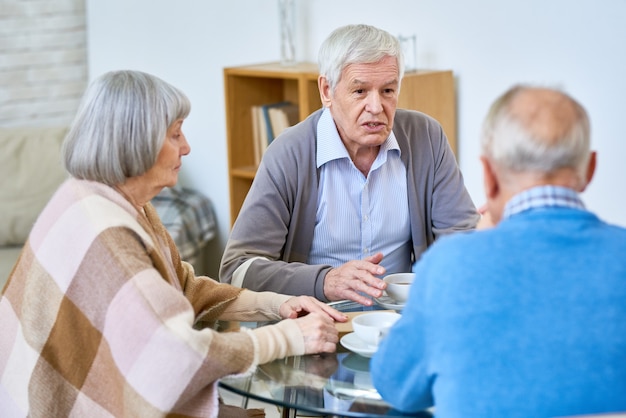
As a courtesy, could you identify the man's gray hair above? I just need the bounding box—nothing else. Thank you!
[62,70,191,185]
[481,84,591,179]
[318,24,405,94]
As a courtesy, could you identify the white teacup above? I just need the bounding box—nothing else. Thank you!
[383,272,415,304]
[352,311,401,347]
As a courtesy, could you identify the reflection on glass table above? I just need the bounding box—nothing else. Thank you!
[219,300,432,418]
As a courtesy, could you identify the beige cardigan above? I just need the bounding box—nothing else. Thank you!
[1,178,304,418]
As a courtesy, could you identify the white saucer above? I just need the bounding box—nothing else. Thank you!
[374,295,405,311]
[340,332,377,358]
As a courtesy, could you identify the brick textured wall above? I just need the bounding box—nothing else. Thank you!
[0,0,87,127]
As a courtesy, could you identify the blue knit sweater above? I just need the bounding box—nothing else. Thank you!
[371,200,626,417]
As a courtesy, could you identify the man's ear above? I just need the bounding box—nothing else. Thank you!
[481,156,499,199]
[580,151,597,192]
[318,76,332,108]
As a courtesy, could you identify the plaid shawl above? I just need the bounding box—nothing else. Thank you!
[0,178,256,417]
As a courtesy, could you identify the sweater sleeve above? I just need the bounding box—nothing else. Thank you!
[219,289,291,322]
[247,319,305,365]
[406,111,478,236]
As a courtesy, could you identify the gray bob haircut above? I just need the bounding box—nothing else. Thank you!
[318,24,405,94]
[62,70,191,185]
[481,84,591,179]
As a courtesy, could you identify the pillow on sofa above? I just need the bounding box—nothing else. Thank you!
[0,127,69,246]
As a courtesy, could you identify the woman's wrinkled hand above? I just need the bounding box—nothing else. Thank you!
[293,312,340,354]
[279,296,348,322]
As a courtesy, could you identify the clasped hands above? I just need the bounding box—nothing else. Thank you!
[279,295,347,354]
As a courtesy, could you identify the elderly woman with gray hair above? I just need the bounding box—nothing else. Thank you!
[0,70,345,418]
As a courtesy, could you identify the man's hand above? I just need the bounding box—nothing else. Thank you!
[477,204,495,229]
[323,252,387,306]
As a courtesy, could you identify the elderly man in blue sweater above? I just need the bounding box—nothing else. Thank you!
[371,85,626,417]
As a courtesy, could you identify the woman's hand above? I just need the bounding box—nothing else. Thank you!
[279,296,348,322]
[279,296,348,354]
[293,312,340,354]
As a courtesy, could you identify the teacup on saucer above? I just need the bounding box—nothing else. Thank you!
[351,311,401,347]
[383,272,415,304]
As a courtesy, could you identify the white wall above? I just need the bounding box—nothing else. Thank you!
[1,0,87,127]
[86,0,626,274]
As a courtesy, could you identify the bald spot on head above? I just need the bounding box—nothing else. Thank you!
[508,88,579,146]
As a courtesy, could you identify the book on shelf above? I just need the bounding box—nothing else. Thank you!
[267,102,299,139]
[251,101,299,165]
[250,105,263,166]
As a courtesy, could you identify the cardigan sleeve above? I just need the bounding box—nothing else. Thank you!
[220,110,332,300]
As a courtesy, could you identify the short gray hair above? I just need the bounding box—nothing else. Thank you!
[481,84,590,179]
[318,24,405,94]
[62,70,191,185]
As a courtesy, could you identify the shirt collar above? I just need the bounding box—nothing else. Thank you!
[316,107,400,168]
[502,185,586,220]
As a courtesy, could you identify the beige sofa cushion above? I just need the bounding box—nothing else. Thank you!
[0,127,69,246]
[0,246,22,289]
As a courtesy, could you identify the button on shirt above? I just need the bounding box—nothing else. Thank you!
[307,108,412,274]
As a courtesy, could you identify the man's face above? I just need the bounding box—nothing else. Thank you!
[320,55,399,156]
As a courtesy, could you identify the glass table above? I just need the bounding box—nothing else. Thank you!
[219,301,433,418]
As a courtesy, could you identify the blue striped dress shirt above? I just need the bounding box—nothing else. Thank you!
[307,108,412,275]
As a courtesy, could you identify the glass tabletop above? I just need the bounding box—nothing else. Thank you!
[219,300,432,418]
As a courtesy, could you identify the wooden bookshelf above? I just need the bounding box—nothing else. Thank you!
[224,62,457,225]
